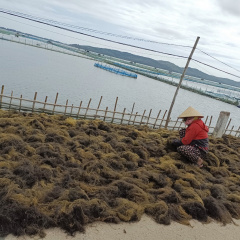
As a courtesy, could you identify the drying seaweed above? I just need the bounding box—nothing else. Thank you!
[0,109,240,238]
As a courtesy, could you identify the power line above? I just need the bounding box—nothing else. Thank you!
[0,8,193,49]
[0,15,186,61]
[1,9,240,80]
[191,60,215,76]
[192,59,240,79]
[5,9,240,72]
[196,48,240,73]
[0,9,189,59]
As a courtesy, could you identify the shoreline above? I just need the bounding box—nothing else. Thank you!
[5,214,240,240]
[107,61,239,107]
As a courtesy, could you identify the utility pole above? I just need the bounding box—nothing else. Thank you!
[165,36,200,128]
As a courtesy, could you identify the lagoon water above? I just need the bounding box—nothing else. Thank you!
[0,39,240,128]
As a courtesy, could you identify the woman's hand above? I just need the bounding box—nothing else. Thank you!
[171,139,183,147]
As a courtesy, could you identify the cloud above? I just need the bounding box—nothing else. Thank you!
[0,0,240,78]
[216,0,240,16]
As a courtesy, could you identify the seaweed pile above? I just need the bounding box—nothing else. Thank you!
[0,110,240,238]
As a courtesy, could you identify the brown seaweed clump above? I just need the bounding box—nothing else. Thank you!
[0,109,240,238]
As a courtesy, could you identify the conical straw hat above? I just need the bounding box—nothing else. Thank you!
[178,106,204,118]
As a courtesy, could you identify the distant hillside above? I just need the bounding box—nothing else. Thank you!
[1,25,239,88]
[71,44,240,88]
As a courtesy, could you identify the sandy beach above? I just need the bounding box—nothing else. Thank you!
[5,214,240,240]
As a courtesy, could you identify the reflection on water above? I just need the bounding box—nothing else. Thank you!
[0,40,240,127]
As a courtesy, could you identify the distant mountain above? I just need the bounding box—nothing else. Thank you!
[1,25,239,88]
[71,44,240,88]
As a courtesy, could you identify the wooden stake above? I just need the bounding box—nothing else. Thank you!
[77,101,82,119]
[140,109,146,125]
[235,126,240,137]
[165,36,200,128]
[95,96,103,119]
[32,92,37,112]
[112,97,118,123]
[224,118,232,134]
[121,108,126,124]
[146,109,152,126]
[179,121,183,130]
[0,85,4,109]
[153,110,161,129]
[160,110,167,128]
[9,91,13,110]
[103,107,108,121]
[19,94,22,112]
[173,118,179,130]
[229,126,234,135]
[70,104,74,117]
[64,99,68,115]
[204,116,209,124]
[84,98,92,119]
[52,92,58,114]
[43,96,48,113]
[133,112,138,125]
[209,116,213,129]
[128,102,135,125]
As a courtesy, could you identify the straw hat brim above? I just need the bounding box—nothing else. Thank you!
[178,106,204,118]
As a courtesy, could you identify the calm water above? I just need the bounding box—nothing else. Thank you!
[1,39,240,127]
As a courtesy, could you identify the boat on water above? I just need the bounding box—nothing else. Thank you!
[94,63,137,79]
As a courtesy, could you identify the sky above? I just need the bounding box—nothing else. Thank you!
[0,0,240,81]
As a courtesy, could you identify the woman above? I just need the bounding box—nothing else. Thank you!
[172,106,209,168]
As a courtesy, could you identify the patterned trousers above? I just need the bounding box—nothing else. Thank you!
[177,128,205,164]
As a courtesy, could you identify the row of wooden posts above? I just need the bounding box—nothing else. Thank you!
[0,86,239,137]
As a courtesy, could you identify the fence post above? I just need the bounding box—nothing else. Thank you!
[84,98,92,119]
[64,99,68,115]
[146,109,152,126]
[77,101,82,119]
[235,126,240,137]
[172,118,179,130]
[153,110,161,129]
[19,94,22,112]
[52,92,58,114]
[112,97,118,123]
[159,110,167,128]
[0,85,4,109]
[70,104,74,117]
[229,126,234,135]
[165,36,200,128]
[204,116,209,124]
[32,92,37,112]
[9,91,13,110]
[224,118,231,134]
[133,112,138,125]
[128,102,135,125]
[95,96,102,119]
[212,111,230,138]
[121,108,126,124]
[140,109,146,125]
[103,107,108,122]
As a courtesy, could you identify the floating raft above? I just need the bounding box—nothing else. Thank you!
[94,63,137,78]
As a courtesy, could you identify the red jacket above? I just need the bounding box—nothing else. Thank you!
[181,119,209,151]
